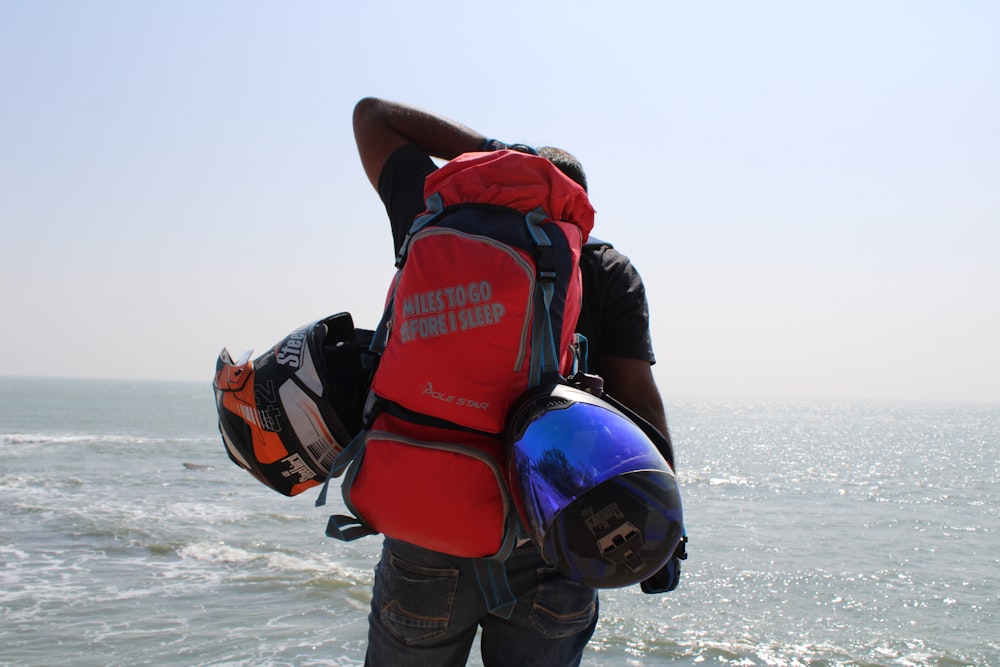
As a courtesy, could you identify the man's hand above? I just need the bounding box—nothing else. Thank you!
[640,534,687,594]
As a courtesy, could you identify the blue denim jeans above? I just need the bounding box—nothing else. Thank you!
[365,537,599,667]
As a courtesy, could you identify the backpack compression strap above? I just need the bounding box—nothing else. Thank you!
[525,207,561,385]
[473,558,517,619]
[313,427,380,541]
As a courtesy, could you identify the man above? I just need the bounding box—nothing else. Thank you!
[352,96,673,667]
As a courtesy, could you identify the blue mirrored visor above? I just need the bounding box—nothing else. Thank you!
[511,401,670,537]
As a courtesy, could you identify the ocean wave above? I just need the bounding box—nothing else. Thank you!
[177,542,370,585]
[0,544,29,561]
[0,432,215,447]
[0,472,85,490]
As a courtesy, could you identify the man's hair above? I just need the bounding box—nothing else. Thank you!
[537,146,588,193]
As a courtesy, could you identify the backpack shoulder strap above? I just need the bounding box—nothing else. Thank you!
[395,192,445,268]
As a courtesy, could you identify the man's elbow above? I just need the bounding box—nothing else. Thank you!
[353,97,384,132]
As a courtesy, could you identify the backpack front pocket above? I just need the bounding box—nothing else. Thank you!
[344,417,516,559]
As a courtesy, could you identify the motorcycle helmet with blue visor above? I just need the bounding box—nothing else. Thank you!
[507,382,684,589]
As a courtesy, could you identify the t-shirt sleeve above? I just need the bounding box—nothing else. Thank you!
[376,144,438,257]
[580,245,656,365]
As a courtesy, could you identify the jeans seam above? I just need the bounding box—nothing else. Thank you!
[526,568,598,640]
[379,554,460,646]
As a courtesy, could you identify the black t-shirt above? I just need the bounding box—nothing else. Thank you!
[376,144,655,371]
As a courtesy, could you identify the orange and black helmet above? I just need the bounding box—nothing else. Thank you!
[213,313,374,496]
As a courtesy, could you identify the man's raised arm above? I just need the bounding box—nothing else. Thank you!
[353,97,487,189]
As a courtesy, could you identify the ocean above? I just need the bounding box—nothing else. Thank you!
[1,377,996,666]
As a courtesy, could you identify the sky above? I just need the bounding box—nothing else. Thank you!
[1,1,998,404]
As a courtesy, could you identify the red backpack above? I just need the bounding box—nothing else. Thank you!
[321,150,594,566]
